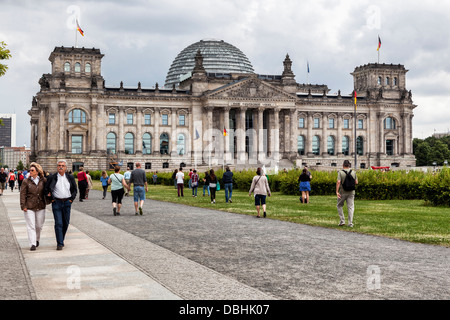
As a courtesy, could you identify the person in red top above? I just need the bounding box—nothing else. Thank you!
[77,167,88,202]
[188,168,193,189]
[8,170,16,191]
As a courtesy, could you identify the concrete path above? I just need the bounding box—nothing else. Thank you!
[1,188,449,300]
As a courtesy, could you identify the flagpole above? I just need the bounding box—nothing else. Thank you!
[354,90,357,170]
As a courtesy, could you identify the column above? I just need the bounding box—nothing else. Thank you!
[223,107,230,164]
[118,109,124,153]
[290,109,298,159]
[97,103,106,154]
[306,112,313,156]
[90,104,97,153]
[171,109,177,156]
[59,104,66,152]
[30,121,36,155]
[336,113,343,156]
[257,107,264,162]
[273,107,280,163]
[378,113,384,155]
[154,107,160,154]
[237,107,247,162]
[136,108,143,155]
[39,106,47,152]
[321,113,328,156]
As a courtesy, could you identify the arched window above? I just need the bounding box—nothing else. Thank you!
[327,136,335,155]
[85,63,91,73]
[68,109,87,123]
[377,76,382,85]
[107,132,117,154]
[384,117,396,130]
[64,62,71,72]
[357,136,364,155]
[124,133,134,154]
[177,134,186,155]
[160,133,169,155]
[75,62,81,72]
[342,136,350,155]
[297,136,305,155]
[142,133,152,155]
[385,77,390,86]
[312,136,320,155]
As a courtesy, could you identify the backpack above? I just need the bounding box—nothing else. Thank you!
[342,170,356,191]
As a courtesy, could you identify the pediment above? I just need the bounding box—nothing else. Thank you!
[206,78,296,101]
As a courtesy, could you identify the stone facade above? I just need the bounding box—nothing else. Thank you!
[28,46,416,172]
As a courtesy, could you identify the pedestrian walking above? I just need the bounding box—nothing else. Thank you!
[100,170,109,199]
[222,166,233,203]
[0,167,6,196]
[336,160,358,227]
[108,166,129,216]
[172,169,178,189]
[152,171,158,185]
[203,171,210,197]
[188,168,193,189]
[176,167,185,197]
[77,167,88,202]
[85,170,93,199]
[123,167,131,196]
[129,162,148,215]
[17,171,24,191]
[191,170,199,197]
[7,170,16,191]
[249,167,271,218]
[20,163,48,251]
[207,169,217,204]
[45,160,77,250]
[298,168,312,204]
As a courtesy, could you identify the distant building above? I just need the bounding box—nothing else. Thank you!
[0,113,16,147]
[432,132,450,139]
[28,40,417,172]
[0,146,30,169]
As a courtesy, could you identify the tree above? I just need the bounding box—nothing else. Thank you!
[16,160,24,171]
[0,41,12,127]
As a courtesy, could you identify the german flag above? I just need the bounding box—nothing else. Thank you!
[76,19,84,36]
[354,91,357,110]
[377,36,381,51]
[223,127,228,136]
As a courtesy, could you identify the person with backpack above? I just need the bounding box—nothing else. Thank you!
[191,170,199,197]
[336,160,358,227]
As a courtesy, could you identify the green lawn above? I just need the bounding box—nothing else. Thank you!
[92,181,450,247]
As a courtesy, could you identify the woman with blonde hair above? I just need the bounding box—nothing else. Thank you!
[100,170,109,199]
[20,162,48,251]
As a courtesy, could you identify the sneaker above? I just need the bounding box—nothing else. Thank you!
[36,241,39,247]
[263,211,266,218]
[135,212,139,216]
[229,199,232,203]
[213,200,215,204]
[116,212,121,216]
[348,224,354,228]
[338,222,345,226]
[113,208,117,216]
[56,246,63,250]
[30,245,36,251]
[139,207,143,215]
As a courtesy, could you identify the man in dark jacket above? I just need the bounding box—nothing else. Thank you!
[222,166,233,203]
[45,160,77,250]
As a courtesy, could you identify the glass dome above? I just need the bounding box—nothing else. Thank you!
[165,39,254,87]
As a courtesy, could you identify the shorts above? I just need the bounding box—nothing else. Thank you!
[111,188,125,204]
[134,186,146,202]
[0,182,5,190]
[299,181,311,192]
[254,194,266,206]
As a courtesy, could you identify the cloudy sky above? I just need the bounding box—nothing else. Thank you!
[1,0,449,147]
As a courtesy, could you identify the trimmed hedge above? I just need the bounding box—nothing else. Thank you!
[81,167,450,207]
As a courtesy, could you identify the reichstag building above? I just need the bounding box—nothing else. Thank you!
[28,39,416,172]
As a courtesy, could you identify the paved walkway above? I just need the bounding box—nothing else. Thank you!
[1,188,449,300]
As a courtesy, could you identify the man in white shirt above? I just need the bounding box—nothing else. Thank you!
[45,160,77,250]
[176,167,185,197]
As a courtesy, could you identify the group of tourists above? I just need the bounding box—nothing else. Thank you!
[0,167,29,194]
[13,158,357,252]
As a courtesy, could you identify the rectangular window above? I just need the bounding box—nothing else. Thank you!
[71,135,82,154]
[344,119,349,129]
[329,118,335,129]
[179,115,185,126]
[127,113,133,125]
[145,163,152,170]
[358,119,364,129]
[386,140,394,156]
[109,113,116,125]
[314,118,320,128]
[144,114,151,125]
[162,114,168,125]
[298,118,305,128]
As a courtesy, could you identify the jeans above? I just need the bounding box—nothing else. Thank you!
[102,185,108,198]
[224,183,233,202]
[177,183,184,197]
[52,199,72,247]
[192,186,198,196]
[203,185,210,196]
